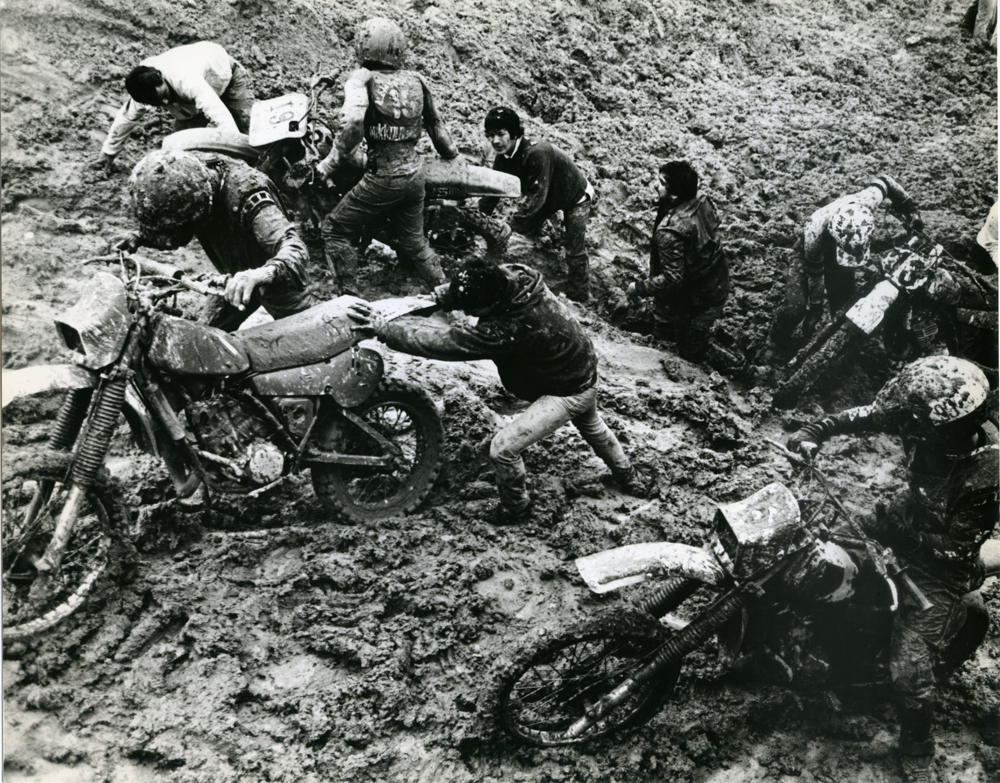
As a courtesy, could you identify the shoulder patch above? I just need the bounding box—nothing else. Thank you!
[241,189,277,226]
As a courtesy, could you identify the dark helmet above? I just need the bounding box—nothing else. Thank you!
[447,260,516,313]
[872,355,992,445]
[355,17,406,69]
[128,149,215,250]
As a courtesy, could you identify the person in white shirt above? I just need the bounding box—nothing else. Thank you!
[97,41,254,171]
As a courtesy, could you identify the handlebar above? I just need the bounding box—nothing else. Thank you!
[83,252,227,297]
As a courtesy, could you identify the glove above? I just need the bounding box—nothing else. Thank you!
[225,266,275,310]
[113,232,141,254]
[627,280,649,301]
[801,304,823,340]
[315,150,341,181]
[903,212,924,233]
[785,428,821,461]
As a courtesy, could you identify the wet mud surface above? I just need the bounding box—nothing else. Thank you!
[1,1,998,781]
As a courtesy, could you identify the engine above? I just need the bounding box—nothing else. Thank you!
[185,393,286,486]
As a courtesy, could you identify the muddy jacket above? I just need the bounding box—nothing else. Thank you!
[637,195,729,308]
[333,67,458,177]
[194,153,311,314]
[376,264,598,401]
[479,138,589,234]
[102,42,242,156]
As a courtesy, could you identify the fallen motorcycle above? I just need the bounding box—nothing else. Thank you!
[1,252,444,641]
[772,234,996,408]
[490,445,996,747]
[162,75,520,258]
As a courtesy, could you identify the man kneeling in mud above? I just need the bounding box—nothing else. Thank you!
[348,259,652,523]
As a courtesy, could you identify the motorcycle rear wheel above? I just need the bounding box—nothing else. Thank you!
[772,326,860,409]
[496,609,678,747]
[2,449,117,642]
[312,379,444,524]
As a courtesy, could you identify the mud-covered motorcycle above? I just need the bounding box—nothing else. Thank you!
[162,75,520,258]
[772,235,996,408]
[490,446,998,747]
[1,253,444,641]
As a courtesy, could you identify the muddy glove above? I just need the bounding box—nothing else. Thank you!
[627,280,651,301]
[800,303,823,340]
[433,283,454,309]
[315,149,341,183]
[113,232,142,254]
[225,266,275,310]
[785,423,824,461]
[902,211,924,233]
[347,302,386,340]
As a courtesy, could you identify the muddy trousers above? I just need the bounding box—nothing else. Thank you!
[321,169,445,294]
[890,564,983,758]
[653,299,725,363]
[562,197,592,301]
[489,383,629,512]
[771,255,857,349]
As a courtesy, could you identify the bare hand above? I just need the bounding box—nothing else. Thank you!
[347,302,384,339]
[225,267,275,310]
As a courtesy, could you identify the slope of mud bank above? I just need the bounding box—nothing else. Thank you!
[1,0,997,781]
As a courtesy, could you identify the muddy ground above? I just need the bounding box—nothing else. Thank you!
[1,0,998,781]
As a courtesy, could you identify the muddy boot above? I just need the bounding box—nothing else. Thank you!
[899,753,934,783]
[610,465,656,498]
[484,497,534,525]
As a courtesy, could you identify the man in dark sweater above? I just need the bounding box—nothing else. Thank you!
[349,260,650,521]
[478,107,594,304]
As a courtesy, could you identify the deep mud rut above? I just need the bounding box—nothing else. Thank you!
[1,1,998,782]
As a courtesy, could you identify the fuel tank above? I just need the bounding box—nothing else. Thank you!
[147,315,251,377]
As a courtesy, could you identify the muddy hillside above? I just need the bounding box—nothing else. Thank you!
[1,0,998,781]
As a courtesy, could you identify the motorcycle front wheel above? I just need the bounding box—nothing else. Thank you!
[2,449,117,642]
[312,379,444,524]
[495,609,679,747]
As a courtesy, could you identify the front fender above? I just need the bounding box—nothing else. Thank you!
[1,364,98,410]
[845,279,900,335]
[576,542,727,595]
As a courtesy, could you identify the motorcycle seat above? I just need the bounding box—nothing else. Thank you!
[230,296,365,373]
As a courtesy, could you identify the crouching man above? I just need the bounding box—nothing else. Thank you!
[349,259,651,522]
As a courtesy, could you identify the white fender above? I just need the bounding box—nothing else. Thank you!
[1,364,98,410]
[576,542,727,595]
[845,279,900,334]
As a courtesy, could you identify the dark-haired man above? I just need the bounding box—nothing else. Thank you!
[97,41,254,172]
[349,260,651,521]
[478,107,594,303]
[627,160,731,366]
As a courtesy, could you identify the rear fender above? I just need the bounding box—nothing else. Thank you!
[576,542,727,594]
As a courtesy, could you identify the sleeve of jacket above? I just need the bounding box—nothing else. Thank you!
[513,147,552,230]
[645,226,686,296]
[378,316,522,362]
[418,74,458,160]
[101,99,148,156]
[247,201,309,289]
[180,77,240,134]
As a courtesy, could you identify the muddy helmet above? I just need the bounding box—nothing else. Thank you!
[872,355,992,444]
[355,17,406,69]
[828,205,875,268]
[128,149,215,250]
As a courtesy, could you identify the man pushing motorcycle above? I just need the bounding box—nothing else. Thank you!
[786,355,998,783]
[120,147,319,330]
[314,17,459,295]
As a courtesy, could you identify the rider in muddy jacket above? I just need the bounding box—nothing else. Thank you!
[627,161,729,364]
[478,107,595,303]
[126,148,317,331]
[314,17,459,295]
[771,175,923,351]
[350,260,649,519]
[786,355,997,782]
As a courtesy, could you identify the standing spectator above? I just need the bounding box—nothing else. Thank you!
[770,175,922,352]
[626,160,731,368]
[478,107,595,303]
[314,17,458,295]
[97,42,254,172]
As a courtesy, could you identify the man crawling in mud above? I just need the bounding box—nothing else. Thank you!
[787,355,998,783]
[348,259,652,523]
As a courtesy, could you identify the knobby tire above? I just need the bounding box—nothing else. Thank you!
[773,327,859,408]
[311,379,444,524]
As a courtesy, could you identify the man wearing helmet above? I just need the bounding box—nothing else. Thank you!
[478,107,595,303]
[124,148,317,330]
[97,42,254,173]
[313,17,459,295]
[770,175,923,351]
[786,356,998,783]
